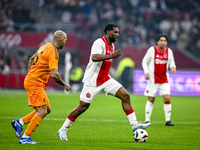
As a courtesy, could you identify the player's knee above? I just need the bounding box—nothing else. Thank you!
[42,110,48,118]
[81,105,89,112]
[123,92,130,102]
[37,111,48,119]
[47,108,51,114]
[80,104,90,113]
[163,95,170,102]
[148,97,155,103]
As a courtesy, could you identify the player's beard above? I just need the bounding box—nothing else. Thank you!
[57,43,64,49]
[109,36,116,43]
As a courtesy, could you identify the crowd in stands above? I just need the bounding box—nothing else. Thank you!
[33,0,200,57]
[0,0,36,31]
[0,49,11,74]
[0,0,200,74]
[0,48,30,74]
[44,0,200,53]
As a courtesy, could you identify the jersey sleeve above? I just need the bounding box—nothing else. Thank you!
[142,47,152,73]
[48,48,59,70]
[91,38,104,55]
[168,48,176,69]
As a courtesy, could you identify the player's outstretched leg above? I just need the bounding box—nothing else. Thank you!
[115,87,151,132]
[19,137,40,144]
[11,120,23,138]
[132,122,151,132]
[58,101,90,141]
[57,115,76,141]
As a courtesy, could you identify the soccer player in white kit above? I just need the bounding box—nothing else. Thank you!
[142,34,176,126]
[57,24,151,141]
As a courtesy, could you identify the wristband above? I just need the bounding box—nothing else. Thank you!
[112,54,115,58]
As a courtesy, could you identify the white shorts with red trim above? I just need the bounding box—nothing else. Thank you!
[80,78,122,103]
[144,83,170,97]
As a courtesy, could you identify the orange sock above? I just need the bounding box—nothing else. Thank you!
[22,110,37,124]
[25,115,42,136]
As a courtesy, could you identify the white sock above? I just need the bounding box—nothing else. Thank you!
[60,118,74,131]
[164,103,171,122]
[22,134,30,138]
[127,112,138,130]
[19,118,24,126]
[145,101,154,122]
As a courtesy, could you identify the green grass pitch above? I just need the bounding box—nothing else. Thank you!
[0,90,199,150]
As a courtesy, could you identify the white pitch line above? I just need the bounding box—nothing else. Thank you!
[1,116,199,124]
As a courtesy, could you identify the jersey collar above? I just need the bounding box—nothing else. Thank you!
[102,36,113,48]
[51,42,58,50]
[156,46,166,52]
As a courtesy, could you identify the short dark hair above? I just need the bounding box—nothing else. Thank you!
[104,23,118,34]
[157,34,168,42]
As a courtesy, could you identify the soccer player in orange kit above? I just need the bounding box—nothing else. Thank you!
[11,30,71,144]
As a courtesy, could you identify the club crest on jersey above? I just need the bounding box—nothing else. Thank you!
[38,48,44,54]
[86,93,91,98]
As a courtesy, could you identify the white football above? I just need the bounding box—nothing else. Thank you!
[133,129,148,142]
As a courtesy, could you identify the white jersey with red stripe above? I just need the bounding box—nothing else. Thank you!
[82,36,115,86]
[142,46,176,84]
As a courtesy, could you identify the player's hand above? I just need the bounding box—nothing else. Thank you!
[64,84,71,91]
[170,67,176,74]
[113,49,122,58]
[145,73,150,80]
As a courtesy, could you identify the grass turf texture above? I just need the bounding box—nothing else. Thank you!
[0,90,199,150]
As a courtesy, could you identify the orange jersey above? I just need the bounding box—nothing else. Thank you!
[26,42,59,83]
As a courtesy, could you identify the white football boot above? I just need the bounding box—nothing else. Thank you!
[57,129,68,141]
[132,122,151,132]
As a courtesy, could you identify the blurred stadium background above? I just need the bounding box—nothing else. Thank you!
[0,0,200,95]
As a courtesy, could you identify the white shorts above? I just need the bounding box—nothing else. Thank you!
[80,78,122,103]
[144,83,170,97]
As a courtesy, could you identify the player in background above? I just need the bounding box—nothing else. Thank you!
[142,34,176,126]
[11,30,71,144]
[57,23,151,141]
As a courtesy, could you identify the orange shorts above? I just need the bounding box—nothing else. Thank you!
[24,76,50,109]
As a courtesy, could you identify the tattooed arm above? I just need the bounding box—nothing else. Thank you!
[50,69,71,91]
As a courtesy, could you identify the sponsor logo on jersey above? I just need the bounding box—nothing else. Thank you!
[155,59,168,64]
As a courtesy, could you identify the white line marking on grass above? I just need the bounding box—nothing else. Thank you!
[1,116,199,124]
